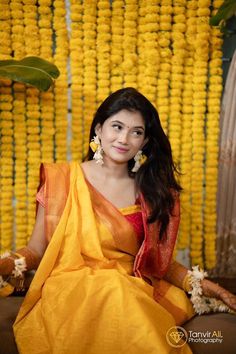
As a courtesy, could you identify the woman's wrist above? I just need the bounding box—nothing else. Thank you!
[0,251,27,277]
[186,265,232,314]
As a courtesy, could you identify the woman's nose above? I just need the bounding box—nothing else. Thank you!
[118,130,129,144]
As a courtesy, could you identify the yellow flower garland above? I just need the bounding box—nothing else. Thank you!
[137,0,147,93]
[168,0,186,165]
[70,0,83,161]
[53,0,69,162]
[0,83,14,251]
[204,0,223,268]
[178,1,197,250]
[39,0,55,163]
[190,0,211,267]
[82,0,97,156]
[23,0,41,240]
[13,85,28,248]
[111,0,124,92]
[123,0,138,88]
[9,0,27,249]
[0,1,13,251]
[157,0,172,133]
[143,1,160,105]
[96,0,111,105]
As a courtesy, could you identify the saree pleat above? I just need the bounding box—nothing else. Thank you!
[14,163,193,354]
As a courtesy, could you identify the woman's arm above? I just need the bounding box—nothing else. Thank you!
[0,204,47,275]
[28,204,48,259]
[164,260,236,312]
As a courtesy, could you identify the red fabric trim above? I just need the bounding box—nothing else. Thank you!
[133,193,180,280]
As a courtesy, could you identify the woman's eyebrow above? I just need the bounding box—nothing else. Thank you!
[111,120,145,130]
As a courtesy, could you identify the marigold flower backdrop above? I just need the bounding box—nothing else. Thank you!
[0,0,223,269]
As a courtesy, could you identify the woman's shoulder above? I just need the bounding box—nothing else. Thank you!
[80,160,96,179]
[40,162,72,184]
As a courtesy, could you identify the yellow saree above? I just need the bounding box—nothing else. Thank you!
[14,162,194,354]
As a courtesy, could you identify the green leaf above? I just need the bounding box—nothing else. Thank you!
[0,56,60,91]
[210,0,236,26]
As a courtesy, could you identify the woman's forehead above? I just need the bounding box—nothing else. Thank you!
[107,109,145,127]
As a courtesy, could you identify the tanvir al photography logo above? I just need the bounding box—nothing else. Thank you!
[166,326,224,348]
[166,326,188,348]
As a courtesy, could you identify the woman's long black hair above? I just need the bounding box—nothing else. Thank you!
[85,87,182,238]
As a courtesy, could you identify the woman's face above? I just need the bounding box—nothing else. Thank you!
[95,109,148,165]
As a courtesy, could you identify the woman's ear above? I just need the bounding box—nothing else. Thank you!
[95,123,102,138]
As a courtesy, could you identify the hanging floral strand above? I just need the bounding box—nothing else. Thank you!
[82,0,97,156]
[178,0,197,250]
[137,0,147,93]
[190,0,211,267]
[123,0,138,88]
[168,0,186,165]
[39,0,55,163]
[23,0,41,240]
[10,0,28,249]
[142,0,160,105]
[110,0,124,93]
[157,0,173,133]
[96,0,111,105]
[0,0,13,252]
[70,0,83,161]
[53,0,69,162]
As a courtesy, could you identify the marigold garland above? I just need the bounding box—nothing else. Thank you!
[123,0,138,88]
[190,0,211,268]
[0,83,14,251]
[53,0,69,162]
[12,85,28,249]
[137,0,147,93]
[39,0,55,163]
[143,1,160,105]
[168,0,186,165]
[111,0,124,92]
[23,0,41,241]
[178,1,197,250]
[204,0,224,269]
[10,0,28,249]
[0,1,13,252]
[157,0,172,133]
[70,0,83,161]
[96,0,111,105]
[82,0,97,156]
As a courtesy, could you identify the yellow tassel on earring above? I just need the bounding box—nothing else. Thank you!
[89,135,100,152]
[89,141,98,152]
[139,153,147,165]
[132,150,147,172]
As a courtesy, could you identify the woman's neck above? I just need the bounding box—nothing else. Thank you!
[95,158,129,180]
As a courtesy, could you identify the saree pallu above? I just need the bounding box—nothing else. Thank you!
[14,163,194,354]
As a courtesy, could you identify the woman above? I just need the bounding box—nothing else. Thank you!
[1,88,236,353]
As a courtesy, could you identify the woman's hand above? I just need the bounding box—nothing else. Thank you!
[201,279,236,312]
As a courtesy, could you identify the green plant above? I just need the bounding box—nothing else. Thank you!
[210,0,236,35]
[0,56,60,91]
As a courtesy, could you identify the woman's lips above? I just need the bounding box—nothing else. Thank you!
[113,146,129,153]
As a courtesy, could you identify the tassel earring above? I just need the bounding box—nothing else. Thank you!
[131,150,147,172]
[89,135,104,165]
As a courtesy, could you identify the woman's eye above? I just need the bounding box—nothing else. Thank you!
[112,124,122,130]
[133,130,143,136]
